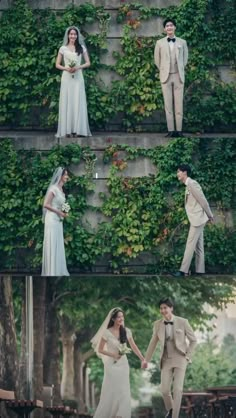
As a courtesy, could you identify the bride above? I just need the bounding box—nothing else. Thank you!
[91,307,145,418]
[55,26,91,138]
[41,167,70,276]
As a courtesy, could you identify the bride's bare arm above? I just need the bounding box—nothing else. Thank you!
[56,52,72,72]
[43,191,67,218]
[75,51,91,71]
[98,338,121,360]
[128,336,145,362]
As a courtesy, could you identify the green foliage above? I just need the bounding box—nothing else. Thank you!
[185,336,236,388]
[0,0,235,131]
[150,334,236,390]
[0,138,235,273]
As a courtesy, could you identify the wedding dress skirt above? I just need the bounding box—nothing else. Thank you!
[93,328,132,418]
[41,185,69,276]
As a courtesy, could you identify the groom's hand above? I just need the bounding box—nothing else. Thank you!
[141,359,148,369]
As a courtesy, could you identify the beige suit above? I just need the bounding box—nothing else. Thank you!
[154,36,188,132]
[145,316,197,418]
[180,177,214,273]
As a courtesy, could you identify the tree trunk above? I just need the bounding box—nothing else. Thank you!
[0,276,19,392]
[74,339,85,411]
[33,278,46,402]
[18,278,27,399]
[43,279,61,404]
[74,336,94,412]
[60,315,75,400]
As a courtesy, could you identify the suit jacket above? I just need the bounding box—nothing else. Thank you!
[185,178,213,227]
[145,315,197,369]
[154,36,188,83]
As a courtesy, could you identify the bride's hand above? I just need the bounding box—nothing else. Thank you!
[113,353,121,361]
[59,211,68,218]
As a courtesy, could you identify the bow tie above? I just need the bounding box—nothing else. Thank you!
[167,38,176,43]
[164,321,174,325]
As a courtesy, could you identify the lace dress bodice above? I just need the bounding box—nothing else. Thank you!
[45,185,66,222]
[59,45,86,68]
[102,328,132,363]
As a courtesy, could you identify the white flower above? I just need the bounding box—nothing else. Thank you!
[118,343,132,355]
[68,59,77,78]
[62,201,71,213]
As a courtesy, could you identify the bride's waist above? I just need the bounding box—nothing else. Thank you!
[45,210,62,222]
[105,354,128,364]
[62,70,83,80]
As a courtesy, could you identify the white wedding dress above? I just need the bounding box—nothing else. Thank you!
[56,45,92,138]
[93,328,132,418]
[41,185,69,276]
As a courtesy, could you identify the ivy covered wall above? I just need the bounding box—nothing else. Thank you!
[0,0,235,131]
[0,137,235,273]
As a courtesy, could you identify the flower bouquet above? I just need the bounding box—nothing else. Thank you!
[68,59,77,78]
[60,201,71,220]
[114,343,131,364]
[118,342,132,355]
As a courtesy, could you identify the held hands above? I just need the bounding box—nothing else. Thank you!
[66,66,81,73]
[141,359,148,369]
[67,67,76,73]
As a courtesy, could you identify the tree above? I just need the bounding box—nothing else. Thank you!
[0,277,18,392]
[43,278,61,404]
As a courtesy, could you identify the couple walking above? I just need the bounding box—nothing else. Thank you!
[91,300,197,418]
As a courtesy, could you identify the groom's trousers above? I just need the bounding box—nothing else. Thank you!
[161,73,184,132]
[161,356,187,418]
[180,223,205,274]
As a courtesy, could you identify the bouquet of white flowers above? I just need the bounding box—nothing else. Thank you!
[62,201,71,214]
[118,342,132,355]
[68,59,77,78]
[60,201,71,221]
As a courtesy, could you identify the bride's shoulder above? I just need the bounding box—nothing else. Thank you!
[59,45,66,55]
[102,329,110,340]
[126,327,132,338]
[49,185,58,195]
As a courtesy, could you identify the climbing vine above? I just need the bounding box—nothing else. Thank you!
[0,0,235,131]
[0,138,235,273]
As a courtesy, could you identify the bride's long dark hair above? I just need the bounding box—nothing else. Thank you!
[67,27,83,56]
[107,308,127,344]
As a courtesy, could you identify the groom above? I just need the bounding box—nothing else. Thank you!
[173,164,214,277]
[154,18,188,137]
[142,298,197,418]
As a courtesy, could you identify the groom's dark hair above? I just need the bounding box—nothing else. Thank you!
[163,18,176,28]
[159,298,174,308]
[177,164,191,176]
